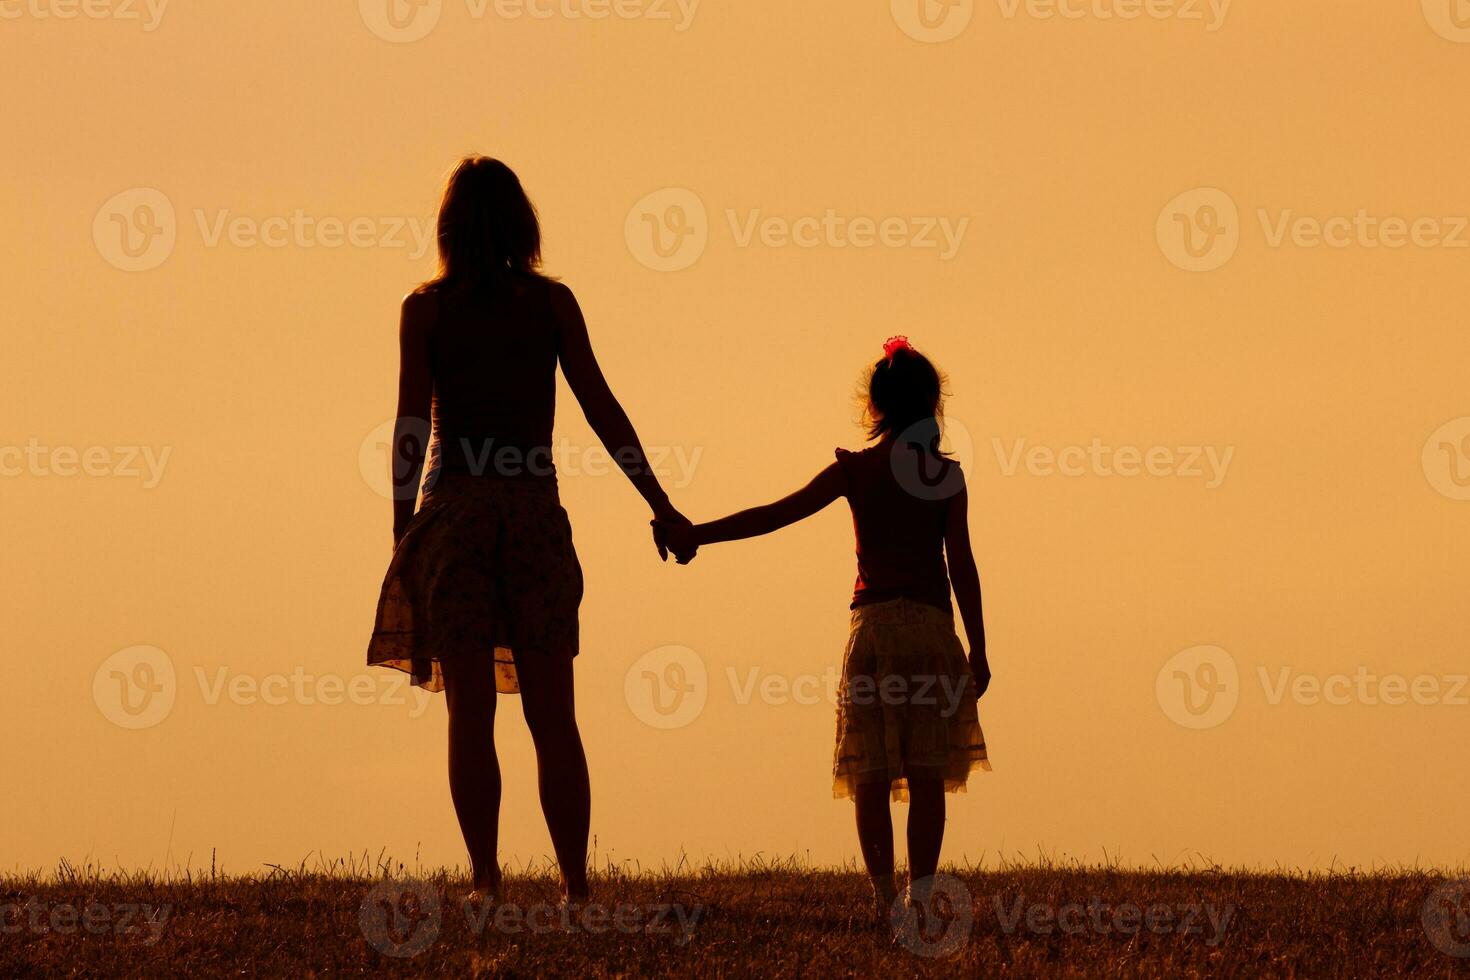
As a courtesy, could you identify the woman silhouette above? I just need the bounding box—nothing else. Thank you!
[367,157,691,903]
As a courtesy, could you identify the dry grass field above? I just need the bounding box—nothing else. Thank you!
[3,856,1469,977]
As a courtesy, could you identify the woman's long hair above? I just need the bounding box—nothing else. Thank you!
[424,156,546,291]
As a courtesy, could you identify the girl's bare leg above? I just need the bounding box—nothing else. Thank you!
[905,777,946,886]
[441,656,503,895]
[513,649,591,901]
[854,782,899,916]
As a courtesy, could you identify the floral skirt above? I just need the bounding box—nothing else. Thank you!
[366,473,583,694]
[833,598,991,802]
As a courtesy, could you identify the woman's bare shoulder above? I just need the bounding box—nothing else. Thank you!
[540,275,574,304]
[400,286,441,337]
[539,277,582,328]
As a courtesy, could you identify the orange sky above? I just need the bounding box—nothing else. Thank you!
[4,0,1469,875]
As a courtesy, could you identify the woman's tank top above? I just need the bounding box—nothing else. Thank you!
[425,276,559,481]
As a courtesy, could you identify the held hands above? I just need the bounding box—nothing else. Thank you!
[650,505,699,565]
[662,521,699,563]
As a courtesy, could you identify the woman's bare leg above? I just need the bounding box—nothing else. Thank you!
[441,656,502,895]
[513,649,591,901]
[905,777,946,885]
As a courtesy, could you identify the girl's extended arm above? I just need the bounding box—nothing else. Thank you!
[552,283,685,526]
[945,480,991,698]
[687,463,845,547]
[391,292,434,545]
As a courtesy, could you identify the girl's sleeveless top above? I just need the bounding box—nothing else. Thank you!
[834,442,955,613]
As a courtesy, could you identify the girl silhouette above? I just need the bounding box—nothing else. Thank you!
[367,157,691,904]
[661,338,991,926]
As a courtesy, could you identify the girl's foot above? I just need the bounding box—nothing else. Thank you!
[468,872,503,906]
[556,891,592,932]
[562,874,591,906]
[905,876,933,913]
[871,873,900,928]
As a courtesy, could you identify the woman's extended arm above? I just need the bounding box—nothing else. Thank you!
[552,283,686,527]
[944,481,990,698]
[683,463,845,547]
[391,292,435,545]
